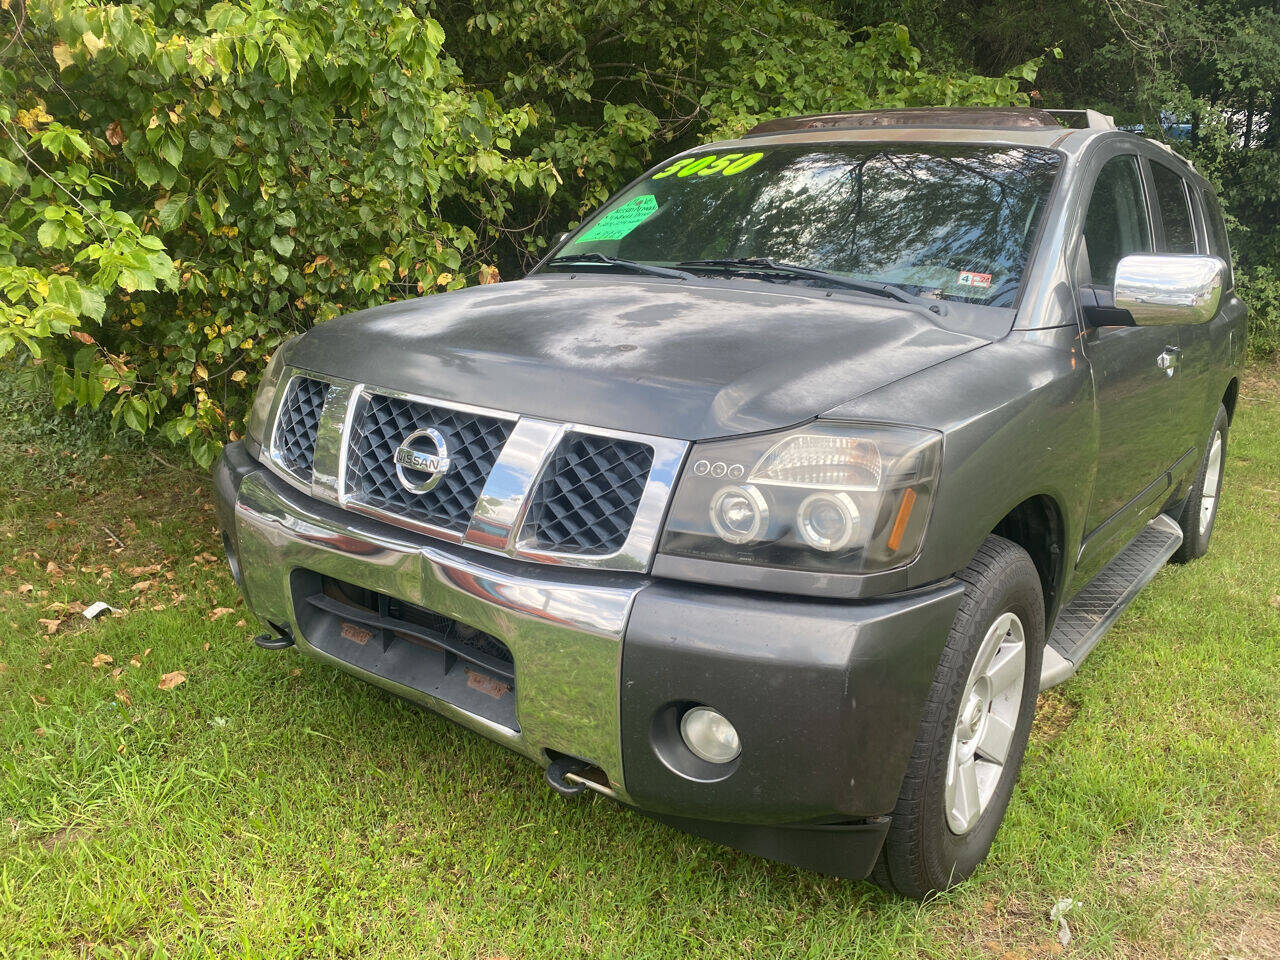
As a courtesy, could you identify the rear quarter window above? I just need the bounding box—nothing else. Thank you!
[1201,187,1234,285]
[1150,163,1197,254]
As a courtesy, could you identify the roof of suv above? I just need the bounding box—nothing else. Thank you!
[745,107,1116,137]
[703,107,1193,167]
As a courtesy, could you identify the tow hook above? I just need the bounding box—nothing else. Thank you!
[544,755,594,797]
[253,625,295,650]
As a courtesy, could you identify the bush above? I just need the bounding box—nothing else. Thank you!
[1238,267,1280,360]
[2,1,1047,464]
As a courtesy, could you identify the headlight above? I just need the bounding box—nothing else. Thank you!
[244,345,288,454]
[659,422,941,574]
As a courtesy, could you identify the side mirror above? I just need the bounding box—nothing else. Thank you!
[1113,254,1225,326]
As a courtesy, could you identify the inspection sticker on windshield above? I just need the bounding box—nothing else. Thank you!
[574,194,659,242]
[957,271,992,289]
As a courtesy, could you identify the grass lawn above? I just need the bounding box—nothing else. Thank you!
[1,366,1278,960]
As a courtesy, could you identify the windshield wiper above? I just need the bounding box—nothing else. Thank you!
[677,258,926,307]
[547,252,694,281]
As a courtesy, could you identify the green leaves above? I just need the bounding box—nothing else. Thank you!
[7,0,1056,467]
[6,0,546,466]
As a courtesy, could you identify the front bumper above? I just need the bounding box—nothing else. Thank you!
[215,442,963,878]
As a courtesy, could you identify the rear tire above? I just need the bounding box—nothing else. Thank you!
[1172,404,1228,563]
[871,535,1044,898]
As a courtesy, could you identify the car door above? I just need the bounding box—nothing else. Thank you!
[1146,157,1209,468]
[1076,151,1187,560]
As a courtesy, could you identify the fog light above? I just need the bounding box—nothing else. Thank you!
[796,492,860,552]
[709,484,768,544]
[679,706,741,764]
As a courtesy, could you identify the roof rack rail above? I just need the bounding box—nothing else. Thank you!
[745,107,1116,137]
[1045,109,1116,130]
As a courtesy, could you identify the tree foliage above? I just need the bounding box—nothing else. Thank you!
[0,0,1054,464]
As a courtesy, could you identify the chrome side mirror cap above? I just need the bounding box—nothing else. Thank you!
[1113,254,1225,326]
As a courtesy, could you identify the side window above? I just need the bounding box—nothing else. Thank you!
[1151,163,1197,253]
[1201,187,1234,285]
[1083,155,1152,285]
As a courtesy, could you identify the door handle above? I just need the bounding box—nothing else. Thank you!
[1157,345,1180,376]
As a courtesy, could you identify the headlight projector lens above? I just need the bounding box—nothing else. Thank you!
[680,706,742,764]
[796,492,860,552]
[709,484,769,544]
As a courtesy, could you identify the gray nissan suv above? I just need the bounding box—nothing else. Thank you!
[213,107,1245,897]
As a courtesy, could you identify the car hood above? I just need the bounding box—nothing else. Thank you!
[286,275,990,440]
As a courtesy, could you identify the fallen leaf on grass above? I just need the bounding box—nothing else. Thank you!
[17,584,33,595]
[202,642,210,651]
[91,653,113,668]
[209,607,234,620]
[129,656,142,668]
[45,561,62,577]
[38,618,62,635]
[131,580,153,593]
[125,564,162,577]
[1269,595,1280,609]
[115,689,131,707]
[111,667,123,678]
[157,670,186,690]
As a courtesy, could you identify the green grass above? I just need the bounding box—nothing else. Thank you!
[1,367,1279,959]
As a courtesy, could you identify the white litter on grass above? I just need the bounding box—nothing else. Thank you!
[82,601,120,620]
[1051,897,1083,946]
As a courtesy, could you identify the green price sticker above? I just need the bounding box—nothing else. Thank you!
[573,194,659,242]
[650,151,765,180]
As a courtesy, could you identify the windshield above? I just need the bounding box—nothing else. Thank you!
[548,144,1061,307]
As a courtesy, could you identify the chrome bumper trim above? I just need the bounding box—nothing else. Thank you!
[233,470,643,798]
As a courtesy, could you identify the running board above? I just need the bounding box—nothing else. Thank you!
[1039,513,1183,690]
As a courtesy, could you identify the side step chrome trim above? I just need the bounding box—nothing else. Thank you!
[1039,513,1183,690]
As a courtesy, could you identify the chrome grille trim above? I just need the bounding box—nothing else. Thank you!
[259,367,688,572]
[267,375,331,488]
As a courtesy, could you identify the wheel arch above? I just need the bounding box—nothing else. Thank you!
[989,494,1067,630]
[1222,376,1239,423]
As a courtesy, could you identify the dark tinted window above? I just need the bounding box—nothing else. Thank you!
[1202,187,1234,284]
[1083,155,1151,285]
[554,145,1062,307]
[1151,163,1197,253]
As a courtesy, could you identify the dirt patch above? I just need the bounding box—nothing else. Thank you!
[1031,689,1079,744]
[1107,834,1280,959]
[37,825,93,852]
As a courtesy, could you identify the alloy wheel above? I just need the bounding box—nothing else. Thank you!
[944,611,1027,835]
[1199,430,1224,537]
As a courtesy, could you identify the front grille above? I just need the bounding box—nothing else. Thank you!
[273,376,329,481]
[345,393,514,533]
[524,434,654,554]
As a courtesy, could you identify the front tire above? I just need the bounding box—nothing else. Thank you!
[1172,404,1228,563]
[871,536,1044,898]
